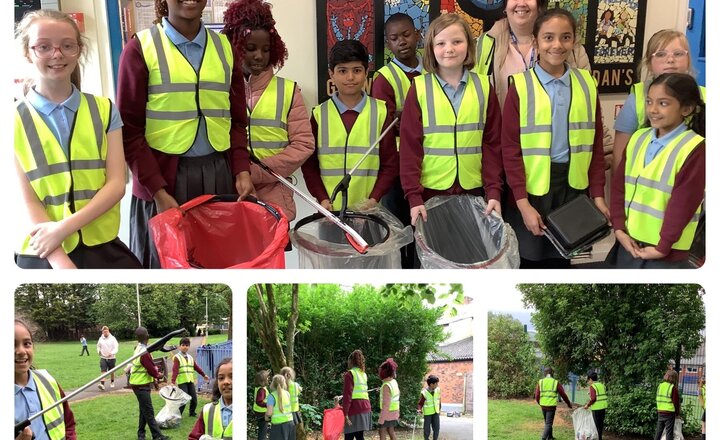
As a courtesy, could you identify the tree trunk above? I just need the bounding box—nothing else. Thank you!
[284,284,300,369]
[248,284,287,372]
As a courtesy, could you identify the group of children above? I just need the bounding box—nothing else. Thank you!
[12,0,705,269]
[14,319,232,440]
[252,350,444,440]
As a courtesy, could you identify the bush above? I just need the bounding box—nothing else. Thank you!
[604,385,657,436]
[207,328,222,335]
[681,400,701,434]
[300,403,324,431]
[488,313,536,398]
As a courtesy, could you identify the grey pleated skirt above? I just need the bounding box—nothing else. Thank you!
[344,411,372,434]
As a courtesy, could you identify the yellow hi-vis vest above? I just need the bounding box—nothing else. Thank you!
[375,61,421,112]
[349,367,369,400]
[253,386,268,413]
[623,127,703,250]
[288,379,301,412]
[30,370,66,440]
[129,344,154,385]
[270,390,293,424]
[701,384,706,409]
[538,377,559,406]
[414,72,490,190]
[203,401,233,438]
[656,382,675,412]
[511,68,597,196]
[421,387,441,415]
[248,76,296,160]
[14,94,120,255]
[313,98,387,210]
[632,81,706,128]
[137,24,233,154]
[590,382,608,410]
[174,353,194,385]
[380,379,400,412]
[473,33,496,76]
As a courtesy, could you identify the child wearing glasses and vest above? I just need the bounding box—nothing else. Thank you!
[129,327,169,440]
[399,13,503,227]
[654,370,680,440]
[417,375,441,440]
[301,40,399,212]
[612,29,704,171]
[222,0,313,221]
[534,367,572,440]
[501,8,609,269]
[189,357,233,440]
[582,370,608,440]
[15,319,77,440]
[378,358,400,440]
[13,10,141,269]
[117,0,255,268]
[342,349,372,440]
[264,374,295,440]
[170,337,209,417]
[608,73,705,269]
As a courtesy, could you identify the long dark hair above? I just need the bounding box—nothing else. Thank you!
[648,73,705,137]
[347,349,366,371]
[212,357,232,402]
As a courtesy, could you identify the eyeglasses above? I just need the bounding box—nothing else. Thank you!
[30,41,80,59]
[652,49,689,60]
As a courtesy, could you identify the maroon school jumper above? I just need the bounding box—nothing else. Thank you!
[342,370,372,418]
[171,355,207,383]
[370,68,422,121]
[301,99,399,204]
[117,36,250,202]
[657,384,681,416]
[610,141,705,262]
[534,380,573,410]
[398,77,504,209]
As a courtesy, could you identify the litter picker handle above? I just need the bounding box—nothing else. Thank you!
[14,328,186,436]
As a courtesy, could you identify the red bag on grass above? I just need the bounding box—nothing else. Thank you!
[322,406,344,440]
[149,194,289,268]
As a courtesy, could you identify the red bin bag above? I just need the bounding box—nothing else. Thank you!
[149,194,289,268]
[322,406,345,440]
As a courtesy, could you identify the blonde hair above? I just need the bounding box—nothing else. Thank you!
[422,14,476,75]
[280,366,296,381]
[15,9,87,94]
[639,29,692,81]
[270,374,288,410]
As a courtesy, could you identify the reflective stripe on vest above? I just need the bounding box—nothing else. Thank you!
[174,353,194,384]
[633,82,706,128]
[538,378,559,407]
[380,379,400,412]
[253,386,268,413]
[313,98,386,210]
[248,76,295,160]
[288,380,301,412]
[204,402,233,438]
[656,382,675,412]
[137,24,232,154]
[350,367,369,400]
[270,390,293,424]
[414,72,489,190]
[473,33,495,76]
[14,94,119,254]
[129,345,154,385]
[421,388,441,415]
[376,62,412,112]
[31,370,66,440]
[590,382,608,410]
[513,68,597,196]
[623,127,703,250]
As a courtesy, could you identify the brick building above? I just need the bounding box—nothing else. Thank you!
[427,336,474,415]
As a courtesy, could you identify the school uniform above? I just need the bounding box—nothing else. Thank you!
[189,398,233,440]
[534,376,572,440]
[587,382,608,440]
[502,64,606,267]
[301,92,398,210]
[267,390,295,440]
[118,18,250,268]
[654,381,680,440]
[378,378,400,428]
[399,69,503,210]
[14,86,141,269]
[128,343,166,440]
[608,123,705,268]
[171,351,208,416]
[342,368,372,436]
[417,387,441,440]
[15,370,77,440]
[254,385,269,440]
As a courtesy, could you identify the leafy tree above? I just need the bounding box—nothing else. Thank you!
[15,284,98,340]
[379,283,465,315]
[488,312,536,398]
[248,284,300,372]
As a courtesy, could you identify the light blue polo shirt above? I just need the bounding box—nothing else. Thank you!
[435,69,469,114]
[645,122,688,166]
[614,92,640,134]
[15,372,51,440]
[219,396,233,429]
[534,64,572,163]
[331,91,368,114]
[392,56,423,74]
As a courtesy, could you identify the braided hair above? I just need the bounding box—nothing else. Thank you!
[222,0,288,70]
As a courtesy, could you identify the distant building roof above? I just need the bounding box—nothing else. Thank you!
[428,336,473,362]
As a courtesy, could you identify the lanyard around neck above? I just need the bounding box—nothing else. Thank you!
[509,29,536,71]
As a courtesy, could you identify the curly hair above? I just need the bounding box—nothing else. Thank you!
[154,0,168,25]
[222,0,288,70]
[347,349,366,371]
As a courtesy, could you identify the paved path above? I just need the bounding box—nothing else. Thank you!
[69,335,206,402]
[435,415,473,440]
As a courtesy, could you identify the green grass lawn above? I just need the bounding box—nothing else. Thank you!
[72,391,211,439]
[489,399,575,440]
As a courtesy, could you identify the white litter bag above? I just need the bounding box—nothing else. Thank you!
[156,385,191,429]
[660,418,684,440]
[199,436,222,440]
[572,408,598,440]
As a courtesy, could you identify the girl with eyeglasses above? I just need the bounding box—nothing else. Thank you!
[13,10,141,269]
[612,29,704,170]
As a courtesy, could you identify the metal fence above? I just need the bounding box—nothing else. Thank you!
[196,340,233,392]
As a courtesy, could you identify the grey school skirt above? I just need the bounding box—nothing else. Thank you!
[344,411,372,434]
[129,152,235,268]
[269,420,296,440]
